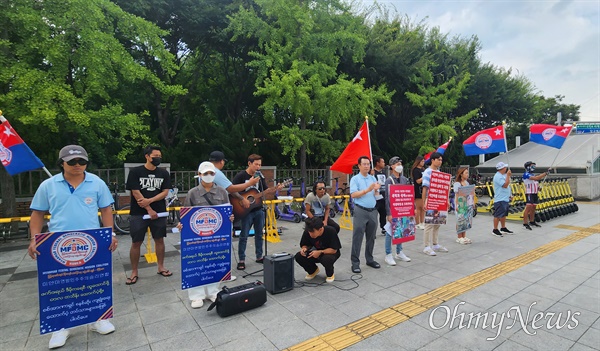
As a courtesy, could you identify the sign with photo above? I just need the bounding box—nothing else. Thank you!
[180,205,233,290]
[36,228,113,334]
[425,171,451,225]
[455,184,476,233]
[386,184,416,244]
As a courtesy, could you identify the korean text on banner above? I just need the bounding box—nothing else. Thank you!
[36,228,113,334]
[180,204,233,290]
[387,184,416,244]
[424,171,451,225]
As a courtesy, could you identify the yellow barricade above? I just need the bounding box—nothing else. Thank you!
[144,228,157,263]
[330,195,352,231]
[263,200,281,243]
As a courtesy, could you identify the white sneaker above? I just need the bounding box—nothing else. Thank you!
[417,223,425,230]
[191,299,204,308]
[49,329,70,349]
[463,237,472,244]
[432,244,448,253]
[423,246,436,256]
[229,275,237,282]
[90,319,115,335]
[395,251,411,262]
[384,254,397,266]
[456,238,467,245]
[207,294,217,303]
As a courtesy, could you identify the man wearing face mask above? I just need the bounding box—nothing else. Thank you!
[177,162,235,308]
[126,145,172,285]
[522,161,549,230]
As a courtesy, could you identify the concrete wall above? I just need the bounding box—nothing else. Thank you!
[574,174,600,201]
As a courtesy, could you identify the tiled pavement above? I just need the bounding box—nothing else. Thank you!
[0,203,598,351]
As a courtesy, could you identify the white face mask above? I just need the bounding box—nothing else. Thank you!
[201,174,215,183]
[394,165,403,174]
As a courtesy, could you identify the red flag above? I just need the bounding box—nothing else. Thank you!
[330,121,371,174]
[529,124,572,149]
[424,138,452,161]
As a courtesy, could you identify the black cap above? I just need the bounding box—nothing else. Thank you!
[209,151,226,162]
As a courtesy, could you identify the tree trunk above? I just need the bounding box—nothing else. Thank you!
[0,166,19,234]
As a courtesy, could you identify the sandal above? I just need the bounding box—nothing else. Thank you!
[157,270,173,277]
[236,262,245,270]
[126,276,138,285]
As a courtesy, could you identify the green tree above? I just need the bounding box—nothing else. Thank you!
[229,0,392,175]
[0,0,184,219]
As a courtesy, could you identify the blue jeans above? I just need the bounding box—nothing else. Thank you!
[385,233,403,255]
[239,209,264,261]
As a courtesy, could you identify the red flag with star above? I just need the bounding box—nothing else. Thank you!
[330,121,371,174]
[0,114,44,175]
[529,124,573,149]
[462,126,507,156]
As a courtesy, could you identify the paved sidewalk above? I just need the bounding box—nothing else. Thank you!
[0,203,598,350]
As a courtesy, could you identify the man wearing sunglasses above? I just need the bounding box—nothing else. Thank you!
[304,181,340,233]
[28,145,118,348]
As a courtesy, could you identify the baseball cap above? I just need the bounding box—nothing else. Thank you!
[208,151,227,162]
[198,161,216,174]
[496,162,509,170]
[388,156,402,166]
[59,145,88,162]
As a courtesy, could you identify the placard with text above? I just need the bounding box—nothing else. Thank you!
[36,228,113,334]
[386,185,416,244]
[424,171,451,225]
[180,205,233,290]
[455,184,476,233]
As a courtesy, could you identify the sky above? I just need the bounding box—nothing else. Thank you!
[355,0,600,122]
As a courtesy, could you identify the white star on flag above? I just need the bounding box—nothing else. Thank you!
[3,125,16,138]
[352,130,363,142]
[560,128,569,134]
[494,128,502,136]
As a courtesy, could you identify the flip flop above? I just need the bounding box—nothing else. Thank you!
[157,270,173,277]
[126,276,138,285]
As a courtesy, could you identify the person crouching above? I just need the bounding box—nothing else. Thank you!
[295,217,341,283]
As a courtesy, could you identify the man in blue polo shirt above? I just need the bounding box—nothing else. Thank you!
[350,156,381,273]
[492,162,514,237]
[28,145,118,349]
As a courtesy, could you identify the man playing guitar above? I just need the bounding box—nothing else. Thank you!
[232,154,283,270]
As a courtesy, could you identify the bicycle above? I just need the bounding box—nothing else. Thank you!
[110,182,131,234]
[166,183,182,226]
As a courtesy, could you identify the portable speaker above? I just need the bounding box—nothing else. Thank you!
[208,281,267,317]
[263,253,294,294]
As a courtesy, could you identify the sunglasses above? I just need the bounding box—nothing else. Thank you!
[317,187,325,191]
[66,159,88,166]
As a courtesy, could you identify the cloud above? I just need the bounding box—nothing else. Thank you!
[357,0,599,121]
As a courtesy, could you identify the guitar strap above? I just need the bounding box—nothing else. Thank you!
[202,192,216,206]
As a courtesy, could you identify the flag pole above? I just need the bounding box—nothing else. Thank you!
[502,121,510,168]
[365,116,373,165]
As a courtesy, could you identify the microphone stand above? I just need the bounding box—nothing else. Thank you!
[243,173,269,278]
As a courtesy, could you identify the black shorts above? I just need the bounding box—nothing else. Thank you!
[525,194,539,205]
[493,201,509,218]
[129,215,167,243]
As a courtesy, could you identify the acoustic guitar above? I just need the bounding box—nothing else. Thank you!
[230,179,293,218]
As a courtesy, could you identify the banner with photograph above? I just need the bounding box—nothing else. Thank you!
[180,205,233,290]
[455,184,476,233]
[36,228,113,334]
[425,171,451,225]
[385,184,416,244]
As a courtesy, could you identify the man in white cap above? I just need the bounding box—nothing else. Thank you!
[28,145,118,349]
[492,162,513,237]
[178,161,235,308]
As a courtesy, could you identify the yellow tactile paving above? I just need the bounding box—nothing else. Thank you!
[285,224,598,351]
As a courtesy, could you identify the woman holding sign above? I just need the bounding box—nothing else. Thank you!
[454,167,473,244]
[383,157,413,266]
[177,161,235,308]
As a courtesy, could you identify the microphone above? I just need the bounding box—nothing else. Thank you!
[255,171,264,179]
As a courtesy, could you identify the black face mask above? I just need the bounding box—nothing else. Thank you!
[151,157,162,166]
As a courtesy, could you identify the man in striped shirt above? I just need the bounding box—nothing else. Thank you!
[522,161,551,230]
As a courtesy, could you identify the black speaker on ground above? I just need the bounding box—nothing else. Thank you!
[263,253,294,294]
